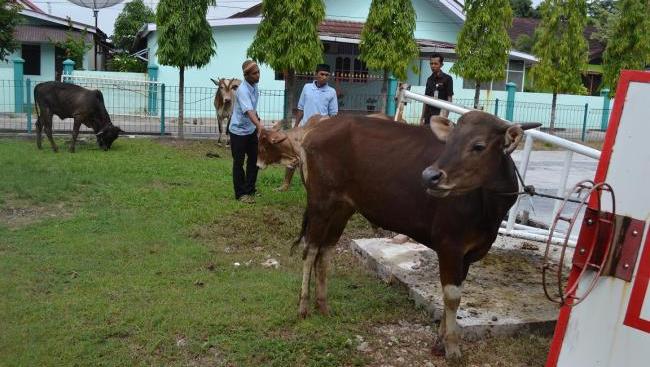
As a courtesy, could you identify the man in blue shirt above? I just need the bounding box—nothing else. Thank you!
[229,60,264,203]
[276,64,338,191]
[294,64,338,127]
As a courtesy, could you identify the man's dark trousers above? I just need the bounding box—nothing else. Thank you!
[230,131,259,199]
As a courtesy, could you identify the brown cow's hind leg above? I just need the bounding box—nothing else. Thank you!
[44,112,58,152]
[35,117,43,149]
[299,241,318,318]
[315,246,334,315]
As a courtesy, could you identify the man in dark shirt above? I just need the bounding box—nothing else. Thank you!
[420,53,454,125]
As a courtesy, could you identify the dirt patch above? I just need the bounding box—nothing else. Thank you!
[157,139,229,160]
[0,197,75,230]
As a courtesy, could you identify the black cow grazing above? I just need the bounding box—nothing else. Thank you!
[295,112,540,361]
[34,81,123,153]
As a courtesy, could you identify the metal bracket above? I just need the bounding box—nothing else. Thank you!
[573,209,646,282]
[609,216,646,281]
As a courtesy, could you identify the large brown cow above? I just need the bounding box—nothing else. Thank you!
[34,81,123,153]
[295,111,539,360]
[211,78,242,145]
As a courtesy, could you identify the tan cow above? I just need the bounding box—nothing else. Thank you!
[211,78,242,146]
[256,114,327,189]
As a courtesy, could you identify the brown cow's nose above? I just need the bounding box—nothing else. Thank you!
[422,167,445,187]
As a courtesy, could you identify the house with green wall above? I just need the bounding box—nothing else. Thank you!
[135,0,538,113]
[0,0,109,83]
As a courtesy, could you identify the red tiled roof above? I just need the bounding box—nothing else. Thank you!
[13,25,93,44]
[16,0,44,13]
[320,20,455,49]
[509,17,605,63]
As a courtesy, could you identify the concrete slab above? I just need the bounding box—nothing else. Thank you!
[351,236,569,340]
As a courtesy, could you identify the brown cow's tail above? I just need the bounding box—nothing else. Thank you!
[291,209,308,256]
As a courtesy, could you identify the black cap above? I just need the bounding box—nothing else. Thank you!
[316,64,331,73]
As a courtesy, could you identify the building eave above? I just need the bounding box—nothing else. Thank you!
[20,9,101,36]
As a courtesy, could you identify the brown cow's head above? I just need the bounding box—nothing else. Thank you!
[96,125,124,151]
[257,121,298,169]
[422,111,540,197]
[211,78,241,114]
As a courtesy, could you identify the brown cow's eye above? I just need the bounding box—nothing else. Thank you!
[472,143,486,152]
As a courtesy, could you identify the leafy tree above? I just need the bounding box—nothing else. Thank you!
[359,0,419,107]
[531,0,588,131]
[247,0,325,121]
[451,0,513,108]
[0,0,21,61]
[107,52,147,72]
[514,33,535,53]
[52,21,92,70]
[587,0,618,47]
[113,0,155,51]
[602,0,650,94]
[156,0,216,138]
[511,0,534,17]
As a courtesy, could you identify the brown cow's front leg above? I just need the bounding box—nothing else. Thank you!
[315,246,334,315]
[434,251,464,361]
[299,241,318,318]
[274,167,295,192]
[69,118,82,153]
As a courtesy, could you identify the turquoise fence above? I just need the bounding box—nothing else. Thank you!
[0,59,612,141]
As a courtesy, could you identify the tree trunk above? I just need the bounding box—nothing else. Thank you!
[178,65,185,139]
[550,92,557,133]
[474,82,481,109]
[381,69,389,112]
[284,69,296,129]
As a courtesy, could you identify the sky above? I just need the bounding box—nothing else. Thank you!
[30,0,260,37]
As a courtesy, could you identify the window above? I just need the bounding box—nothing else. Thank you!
[22,44,41,75]
[462,60,525,91]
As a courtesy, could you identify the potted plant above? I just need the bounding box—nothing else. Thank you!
[366,97,378,112]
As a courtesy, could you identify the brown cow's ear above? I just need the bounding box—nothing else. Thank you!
[504,125,524,154]
[269,131,288,144]
[429,116,453,142]
[519,122,542,131]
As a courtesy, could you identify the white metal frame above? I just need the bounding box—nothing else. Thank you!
[398,88,601,246]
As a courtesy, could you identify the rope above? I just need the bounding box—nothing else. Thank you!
[497,158,583,204]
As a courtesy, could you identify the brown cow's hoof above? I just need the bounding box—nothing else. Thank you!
[391,234,410,244]
[273,184,289,192]
[298,299,310,319]
[431,339,446,357]
[316,300,330,316]
[445,345,462,361]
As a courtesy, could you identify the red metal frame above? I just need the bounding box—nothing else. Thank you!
[623,228,650,333]
[545,70,650,366]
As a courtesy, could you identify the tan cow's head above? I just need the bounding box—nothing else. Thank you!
[257,121,297,169]
[422,111,540,197]
[211,78,241,115]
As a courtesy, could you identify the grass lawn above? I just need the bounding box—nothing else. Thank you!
[0,137,550,366]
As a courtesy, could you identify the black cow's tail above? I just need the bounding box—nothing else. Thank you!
[291,208,308,257]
